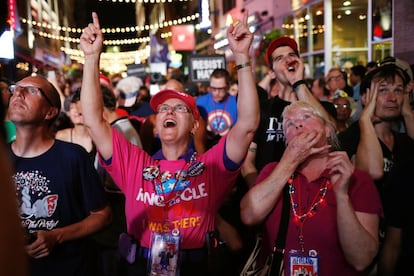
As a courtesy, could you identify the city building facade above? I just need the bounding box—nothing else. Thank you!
[209,0,413,79]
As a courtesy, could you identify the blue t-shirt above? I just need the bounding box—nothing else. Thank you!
[196,93,238,136]
[10,140,107,276]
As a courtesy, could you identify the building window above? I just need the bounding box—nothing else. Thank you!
[283,0,370,77]
[311,2,324,51]
[331,0,368,67]
[372,0,392,41]
[372,41,392,63]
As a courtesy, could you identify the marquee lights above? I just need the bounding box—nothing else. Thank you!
[60,46,150,73]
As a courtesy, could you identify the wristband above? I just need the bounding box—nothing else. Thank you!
[234,61,251,71]
[292,79,307,91]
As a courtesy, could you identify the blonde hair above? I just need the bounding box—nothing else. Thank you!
[282,101,341,151]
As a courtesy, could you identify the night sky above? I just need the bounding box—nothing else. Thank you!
[77,0,198,52]
[76,0,140,52]
[85,1,137,29]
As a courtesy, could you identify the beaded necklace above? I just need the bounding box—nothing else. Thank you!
[287,174,331,253]
[155,159,189,207]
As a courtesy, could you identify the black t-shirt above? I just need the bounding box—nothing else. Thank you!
[383,160,414,274]
[253,97,337,173]
[253,97,290,172]
[338,121,414,203]
[339,121,414,246]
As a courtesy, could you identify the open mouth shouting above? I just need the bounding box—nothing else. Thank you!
[287,61,298,72]
[163,119,177,128]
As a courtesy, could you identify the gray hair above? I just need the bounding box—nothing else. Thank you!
[282,101,341,151]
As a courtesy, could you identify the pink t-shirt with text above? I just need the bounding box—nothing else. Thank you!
[100,130,239,249]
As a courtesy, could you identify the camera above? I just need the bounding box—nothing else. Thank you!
[150,72,163,84]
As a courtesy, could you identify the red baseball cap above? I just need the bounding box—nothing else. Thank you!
[150,89,200,120]
[265,36,299,65]
[99,73,111,86]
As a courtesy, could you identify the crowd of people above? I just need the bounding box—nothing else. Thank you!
[1,10,413,276]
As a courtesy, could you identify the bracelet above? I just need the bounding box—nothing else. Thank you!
[292,80,307,91]
[234,61,251,70]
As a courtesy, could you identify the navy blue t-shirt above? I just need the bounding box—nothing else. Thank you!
[10,140,107,276]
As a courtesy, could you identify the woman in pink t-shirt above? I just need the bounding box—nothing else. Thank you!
[79,11,259,276]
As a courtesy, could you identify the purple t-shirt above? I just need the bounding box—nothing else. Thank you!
[100,130,239,249]
[256,162,383,276]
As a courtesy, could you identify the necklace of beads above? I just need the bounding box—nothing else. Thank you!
[287,174,331,252]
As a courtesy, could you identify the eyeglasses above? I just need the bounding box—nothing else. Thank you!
[327,74,344,82]
[9,84,54,106]
[334,103,350,109]
[210,86,228,93]
[157,104,192,114]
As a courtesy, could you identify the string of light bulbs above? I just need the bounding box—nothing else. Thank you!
[36,29,172,45]
[20,13,199,35]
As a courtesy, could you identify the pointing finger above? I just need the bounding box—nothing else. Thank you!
[242,9,248,25]
[92,12,100,29]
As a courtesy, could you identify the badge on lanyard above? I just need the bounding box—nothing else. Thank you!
[288,249,319,276]
[148,231,182,276]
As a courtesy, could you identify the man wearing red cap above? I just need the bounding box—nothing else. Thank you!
[242,36,334,186]
[80,11,259,276]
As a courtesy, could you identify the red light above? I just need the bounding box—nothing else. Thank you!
[8,0,16,30]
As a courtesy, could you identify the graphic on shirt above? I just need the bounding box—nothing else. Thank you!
[136,183,208,207]
[14,170,59,230]
[265,116,285,142]
[383,157,393,173]
[207,110,233,135]
[155,171,190,194]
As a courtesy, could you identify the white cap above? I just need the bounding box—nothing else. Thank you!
[116,76,143,107]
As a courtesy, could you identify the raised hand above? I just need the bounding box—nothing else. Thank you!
[282,130,330,167]
[360,79,380,124]
[227,11,253,56]
[401,80,414,118]
[286,57,305,86]
[327,151,354,195]
[80,12,103,57]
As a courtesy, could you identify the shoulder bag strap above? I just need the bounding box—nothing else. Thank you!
[270,184,291,275]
